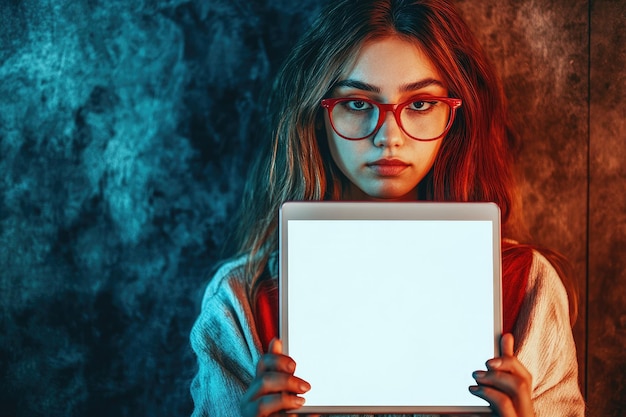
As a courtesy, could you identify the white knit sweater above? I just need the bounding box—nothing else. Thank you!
[189,251,585,416]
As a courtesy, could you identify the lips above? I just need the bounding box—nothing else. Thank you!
[367,158,410,176]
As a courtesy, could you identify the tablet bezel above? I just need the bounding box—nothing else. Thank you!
[279,201,502,414]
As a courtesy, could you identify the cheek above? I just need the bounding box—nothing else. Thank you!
[327,137,351,170]
[324,113,372,169]
[325,119,349,168]
[421,141,443,167]
[326,134,367,173]
[409,139,443,169]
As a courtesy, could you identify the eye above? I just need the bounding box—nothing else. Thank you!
[407,100,437,112]
[342,99,373,111]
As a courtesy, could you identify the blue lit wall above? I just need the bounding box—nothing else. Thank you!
[0,1,321,415]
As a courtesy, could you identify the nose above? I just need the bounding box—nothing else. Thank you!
[373,109,404,148]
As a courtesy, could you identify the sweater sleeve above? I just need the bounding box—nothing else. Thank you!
[189,260,262,417]
[513,252,586,417]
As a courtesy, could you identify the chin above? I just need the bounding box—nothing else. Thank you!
[365,187,418,202]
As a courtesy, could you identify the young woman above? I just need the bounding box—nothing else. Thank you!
[190,1,585,416]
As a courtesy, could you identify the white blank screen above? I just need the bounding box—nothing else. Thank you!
[285,220,494,407]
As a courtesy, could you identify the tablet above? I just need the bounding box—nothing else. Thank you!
[279,201,502,415]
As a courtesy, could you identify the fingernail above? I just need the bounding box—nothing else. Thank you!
[300,382,311,392]
[472,371,486,379]
[469,385,480,393]
[295,396,306,406]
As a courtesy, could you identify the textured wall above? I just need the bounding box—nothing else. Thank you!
[0,1,624,416]
[0,1,320,415]
[588,0,626,415]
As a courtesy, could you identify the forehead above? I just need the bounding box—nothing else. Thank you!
[339,36,443,90]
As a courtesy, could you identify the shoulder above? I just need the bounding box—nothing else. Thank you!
[190,255,262,388]
[191,252,279,351]
[514,249,574,351]
[199,256,251,310]
[191,255,255,355]
[526,250,570,312]
[503,242,570,312]
[199,251,279,306]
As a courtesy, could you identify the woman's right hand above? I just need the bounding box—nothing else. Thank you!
[241,338,311,417]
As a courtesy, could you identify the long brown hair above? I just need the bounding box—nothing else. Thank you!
[230,0,577,323]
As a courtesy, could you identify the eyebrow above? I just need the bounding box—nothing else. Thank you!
[333,78,445,93]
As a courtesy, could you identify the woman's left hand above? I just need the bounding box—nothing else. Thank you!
[469,333,535,417]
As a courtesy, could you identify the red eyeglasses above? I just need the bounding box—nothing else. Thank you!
[321,96,462,141]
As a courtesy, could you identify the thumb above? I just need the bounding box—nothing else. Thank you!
[500,333,515,357]
[268,338,283,355]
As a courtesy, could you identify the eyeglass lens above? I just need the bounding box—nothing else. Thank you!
[330,99,451,140]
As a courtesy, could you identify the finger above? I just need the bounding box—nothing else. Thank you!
[242,392,306,417]
[472,368,530,399]
[282,414,321,417]
[269,338,282,354]
[259,392,306,415]
[484,335,531,384]
[500,333,515,357]
[472,352,534,416]
[469,385,516,417]
[241,372,310,412]
[256,341,297,375]
[256,353,296,375]
[249,372,311,398]
[279,413,320,417]
[485,356,532,386]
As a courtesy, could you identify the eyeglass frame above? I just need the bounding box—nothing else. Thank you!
[320,96,463,141]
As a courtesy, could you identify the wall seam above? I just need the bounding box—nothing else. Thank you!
[585,0,592,403]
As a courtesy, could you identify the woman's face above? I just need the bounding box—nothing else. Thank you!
[324,36,448,201]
